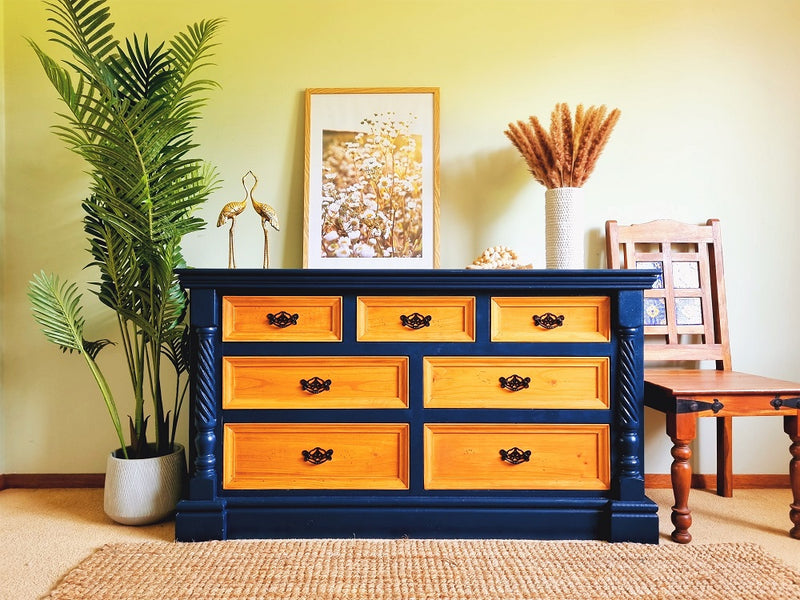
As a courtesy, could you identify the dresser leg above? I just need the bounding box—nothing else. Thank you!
[785,415,800,540]
[667,412,696,544]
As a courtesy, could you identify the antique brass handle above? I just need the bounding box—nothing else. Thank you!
[302,447,333,464]
[499,447,532,465]
[499,374,531,392]
[532,312,565,329]
[267,311,299,328]
[300,377,332,394]
[400,312,432,329]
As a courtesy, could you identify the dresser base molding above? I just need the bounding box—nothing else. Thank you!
[176,497,659,543]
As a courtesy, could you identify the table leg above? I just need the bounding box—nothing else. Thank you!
[716,416,733,497]
[667,412,697,543]
[785,415,800,540]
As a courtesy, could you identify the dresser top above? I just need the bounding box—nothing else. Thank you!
[176,268,658,292]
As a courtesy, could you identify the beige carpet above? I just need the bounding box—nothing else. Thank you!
[3,488,800,599]
[43,538,800,599]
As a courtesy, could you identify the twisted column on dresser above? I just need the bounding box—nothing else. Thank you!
[613,325,645,501]
[191,325,218,498]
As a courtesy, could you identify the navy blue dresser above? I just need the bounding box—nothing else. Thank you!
[175,269,659,543]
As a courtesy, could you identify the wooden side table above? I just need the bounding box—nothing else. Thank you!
[644,368,800,543]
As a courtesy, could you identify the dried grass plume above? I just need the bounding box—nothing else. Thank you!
[505,103,620,189]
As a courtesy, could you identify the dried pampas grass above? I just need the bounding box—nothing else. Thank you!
[505,103,620,189]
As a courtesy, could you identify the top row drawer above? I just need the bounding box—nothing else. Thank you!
[222,295,610,343]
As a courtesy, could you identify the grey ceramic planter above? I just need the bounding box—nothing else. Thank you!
[104,444,186,525]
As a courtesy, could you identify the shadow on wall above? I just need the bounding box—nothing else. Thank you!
[440,146,532,255]
[283,90,309,268]
[586,227,607,269]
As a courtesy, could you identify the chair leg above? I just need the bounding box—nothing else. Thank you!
[667,412,697,543]
[716,416,733,497]
[785,415,800,540]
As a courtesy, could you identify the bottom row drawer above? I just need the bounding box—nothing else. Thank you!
[223,423,410,490]
[223,423,609,491]
[423,424,610,490]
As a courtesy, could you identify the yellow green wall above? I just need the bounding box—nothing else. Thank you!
[3,0,800,475]
[0,0,6,474]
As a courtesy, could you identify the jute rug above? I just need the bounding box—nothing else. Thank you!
[45,539,800,600]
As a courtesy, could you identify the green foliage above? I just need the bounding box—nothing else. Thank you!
[27,0,222,458]
[28,272,128,457]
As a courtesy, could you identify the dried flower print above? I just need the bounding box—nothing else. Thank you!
[320,112,423,259]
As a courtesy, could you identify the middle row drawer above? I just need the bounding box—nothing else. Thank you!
[222,356,609,410]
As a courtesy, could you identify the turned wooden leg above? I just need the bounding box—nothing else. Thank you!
[716,416,733,497]
[785,415,800,540]
[667,412,697,543]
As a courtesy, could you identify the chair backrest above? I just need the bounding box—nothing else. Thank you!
[605,218,731,370]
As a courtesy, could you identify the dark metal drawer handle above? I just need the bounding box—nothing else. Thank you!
[267,311,299,328]
[499,374,531,392]
[302,447,333,464]
[533,312,565,329]
[400,312,432,329]
[300,377,332,394]
[500,447,532,465]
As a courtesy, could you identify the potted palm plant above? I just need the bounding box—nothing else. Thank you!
[26,0,222,524]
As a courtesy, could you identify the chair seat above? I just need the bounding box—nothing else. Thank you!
[644,368,800,416]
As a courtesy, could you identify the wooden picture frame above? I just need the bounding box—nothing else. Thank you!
[304,87,440,269]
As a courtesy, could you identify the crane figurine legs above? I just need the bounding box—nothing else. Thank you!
[262,224,270,268]
[227,219,237,268]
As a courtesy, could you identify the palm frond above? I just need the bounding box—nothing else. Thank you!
[28,271,86,352]
[43,0,119,90]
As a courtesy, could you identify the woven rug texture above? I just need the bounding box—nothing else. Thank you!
[45,538,800,600]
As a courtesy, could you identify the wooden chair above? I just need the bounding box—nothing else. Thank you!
[605,218,800,543]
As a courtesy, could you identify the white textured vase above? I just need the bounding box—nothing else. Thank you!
[545,187,584,269]
[104,444,186,525]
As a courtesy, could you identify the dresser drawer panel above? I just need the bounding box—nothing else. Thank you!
[423,357,609,409]
[222,296,342,342]
[357,296,475,342]
[224,423,409,490]
[223,356,408,409]
[424,424,610,490]
[491,296,610,342]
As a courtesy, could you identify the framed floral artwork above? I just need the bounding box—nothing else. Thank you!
[303,87,440,268]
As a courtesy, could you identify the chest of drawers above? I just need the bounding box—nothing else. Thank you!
[175,269,659,543]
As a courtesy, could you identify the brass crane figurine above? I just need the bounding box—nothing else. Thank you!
[248,172,280,268]
[216,172,254,268]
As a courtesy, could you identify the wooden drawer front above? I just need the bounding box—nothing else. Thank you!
[224,423,409,490]
[357,296,475,342]
[491,296,610,342]
[423,357,609,409]
[223,356,408,409]
[424,424,610,490]
[222,296,342,342]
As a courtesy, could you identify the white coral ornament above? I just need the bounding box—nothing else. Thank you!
[466,246,533,270]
